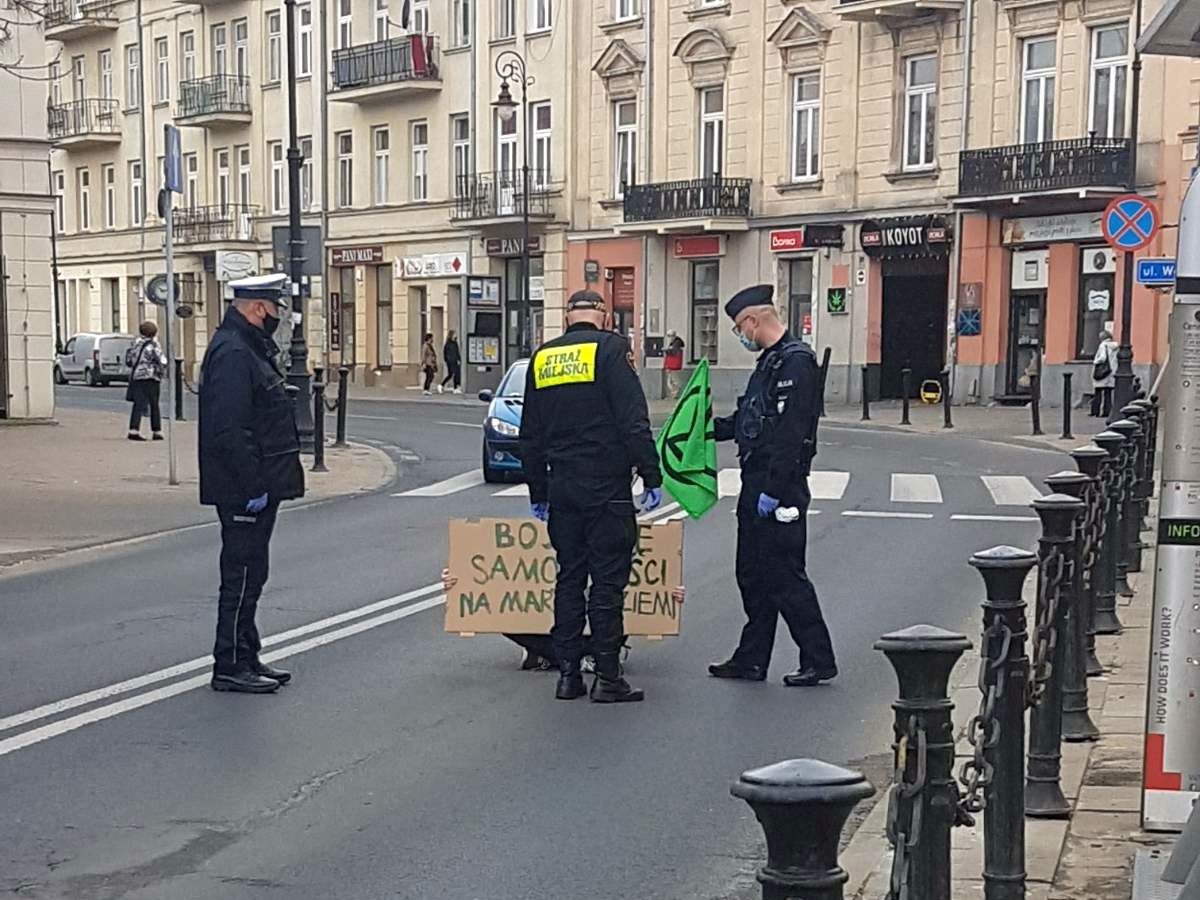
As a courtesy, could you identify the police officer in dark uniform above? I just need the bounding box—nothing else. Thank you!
[519,290,663,703]
[199,273,306,694]
[707,284,837,687]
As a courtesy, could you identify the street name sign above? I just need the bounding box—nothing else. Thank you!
[1137,258,1177,286]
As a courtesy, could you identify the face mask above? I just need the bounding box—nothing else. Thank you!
[737,329,761,352]
[261,311,281,337]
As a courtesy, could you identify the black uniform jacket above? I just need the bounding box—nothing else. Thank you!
[198,307,305,508]
[519,323,662,509]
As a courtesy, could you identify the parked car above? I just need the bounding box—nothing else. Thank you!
[54,333,136,387]
[479,359,528,483]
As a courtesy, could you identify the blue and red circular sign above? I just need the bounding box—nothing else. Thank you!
[1102,194,1160,252]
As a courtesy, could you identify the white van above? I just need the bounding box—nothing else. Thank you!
[54,333,137,386]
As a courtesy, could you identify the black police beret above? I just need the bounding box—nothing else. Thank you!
[567,289,606,311]
[724,284,774,320]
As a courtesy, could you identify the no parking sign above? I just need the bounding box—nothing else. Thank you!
[1102,194,1160,253]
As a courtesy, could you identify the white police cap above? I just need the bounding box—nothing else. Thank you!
[229,272,290,308]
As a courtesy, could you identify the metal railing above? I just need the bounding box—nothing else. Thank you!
[452,170,553,221]
[177,75,252,120]
[958,135,1132,197]
[44,0,118,29]
[331,34,440,91]
[47,98,120,141]
[622,175,753,223]
[173,204,259,244]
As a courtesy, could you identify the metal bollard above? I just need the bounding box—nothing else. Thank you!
[942,368,953,429]
[1060,372,1073,440]
[1092,430,1127,634]
[1026,493,1086,818]
[1030,374,1043,436]
[1108,418,1140,595]
[901,368,912,425]
[1071,446,1111,677]
[875,624,971,900]
[335,366,350,448]
[1044,472,1101,743]
[731,759,875,900]
[1124,401,1153,572]
[963,546,1038,900]
[174,359,185,421]
[862,365,871,421]
[312,374,329,473]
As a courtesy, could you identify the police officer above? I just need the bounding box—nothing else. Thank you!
[199,273,305,694]
[707,284,837,687]
[519,289,663,703]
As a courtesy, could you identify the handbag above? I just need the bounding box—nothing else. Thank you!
[1093,356,1112,382]
[125,342,148,402]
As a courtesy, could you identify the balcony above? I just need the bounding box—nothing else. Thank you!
[47,99,122,148]
[330,35,441,104]
[177,76,252,128]
[173,205,259,247]
[956,136,1133,204]
[836,0,963,23]
[43,0,118,40]
[451,171,555,227]
[617,176,753,233]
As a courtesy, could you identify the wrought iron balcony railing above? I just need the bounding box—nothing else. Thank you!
[173,204,259,244]
[452,171,553,221]
[331,34,440,91]
[958,136,1132,198]
[177,75,251,120]
[44,0,118,30]
[622,175,753,223]
[47,98,120,141]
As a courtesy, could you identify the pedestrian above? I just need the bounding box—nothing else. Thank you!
[199,273,305,694]
[440,330,462,394]
[1091,328,1118,418]
[708,284,837,687]
[421,333,439,395]
[125,320,168,442]
[664,330,685,399]
[519,289,663,702]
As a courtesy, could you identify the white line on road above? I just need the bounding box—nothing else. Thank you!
[890,474,944,504]
[842,510,935,520]
[951,514,1040,523]
[348,414,399,421]
[394,471,485,497]
[809,471,850,501]
[436,421,483,429]
[982,475,1043,506]
[493,485,528,497]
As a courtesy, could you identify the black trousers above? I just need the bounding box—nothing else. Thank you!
[213,503,279,674]
[731,485,835,673]
[1091,387,1113,418]
[547,501,637,667]
[441,362,461,389]
[128,379,162,433]
[423,367,436,391]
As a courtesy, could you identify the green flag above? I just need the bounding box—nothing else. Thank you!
[655,359,718,519]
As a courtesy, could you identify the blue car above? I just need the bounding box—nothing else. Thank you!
[479,359,528,483]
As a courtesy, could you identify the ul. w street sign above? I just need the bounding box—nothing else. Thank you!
[1137,258,1176,286]
[1102,194,1160,253]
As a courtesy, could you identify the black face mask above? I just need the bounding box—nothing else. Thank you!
[262,313,281,337]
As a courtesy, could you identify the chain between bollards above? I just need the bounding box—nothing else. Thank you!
[335,366,350,448]
[1060,372,1072,440]
[1071,447,1111,678]
[1030,373,1043,436]
[901,368,912,426]
[1108,418,1140,597]
[1092,430,1126,635]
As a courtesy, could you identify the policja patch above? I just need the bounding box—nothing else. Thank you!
[532,343,597,388]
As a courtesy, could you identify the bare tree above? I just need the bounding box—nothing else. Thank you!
[0,0,62,82]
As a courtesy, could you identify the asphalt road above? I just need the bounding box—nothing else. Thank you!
[2,389,1069,900]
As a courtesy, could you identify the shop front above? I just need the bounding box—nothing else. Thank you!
[327,244,386,382]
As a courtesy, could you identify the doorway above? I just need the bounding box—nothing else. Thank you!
[879,261,948,399]
[1006,290,1045,396]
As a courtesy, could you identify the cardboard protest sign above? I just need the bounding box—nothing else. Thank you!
[445,517,684,636]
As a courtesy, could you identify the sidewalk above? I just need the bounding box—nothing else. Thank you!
[0,408,395,568]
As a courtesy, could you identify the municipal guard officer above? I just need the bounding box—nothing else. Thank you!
[519,289,663,703]
[199,272,305,694]
[708,284,837,687]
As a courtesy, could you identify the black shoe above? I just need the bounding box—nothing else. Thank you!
[782,666,838,687]
[152,433,164,441]
[708,659,767,681]
[211,671,281,693]
[251,662,291,685]
[520,649,554,672]
[127,433,146,441]
[590,674,645,703]
[556,671,587,700]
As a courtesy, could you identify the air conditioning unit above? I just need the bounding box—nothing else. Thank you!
[1082,248,1116,275]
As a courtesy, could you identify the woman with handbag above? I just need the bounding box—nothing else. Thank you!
[1091,329,1118,418]
[125,321,168,441]
[420,333,439,395]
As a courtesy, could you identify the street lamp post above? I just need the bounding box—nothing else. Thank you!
[493,51,534,359]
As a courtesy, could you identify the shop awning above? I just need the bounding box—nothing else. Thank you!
[1137,0,1200,56]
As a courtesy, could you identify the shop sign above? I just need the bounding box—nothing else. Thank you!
[330,245,384,266]
[329,292,342,351]
[215,249,258,282]
[612,269,636,310]
[859,217,951,257]
[672,235,724,259]
[826,288,847,315]
[466,275,502,308]
[769,225,844,252]
[1002,212,1103,246]
[401,252,468,279]
[770,229,805,252]
[485,236,541,256]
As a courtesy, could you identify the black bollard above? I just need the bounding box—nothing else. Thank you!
[1030,373,1043,436]
[335,366,350,448]
[901,368,912,425]
[312,374,329,473]
[1108,418,1140,595]
[963,546,1037,900]
[862,365,871,421]
[1044,472,1101,743]
[1123,402,1152,572]
[1060,372,1073,440]
[1092,430,1127,634]
[875,625,971,900]
[942,368,953,429]
[731,759,875,900]
[1071,446,1111,677]
[174,359,185,421]
[1026,493,1086,818]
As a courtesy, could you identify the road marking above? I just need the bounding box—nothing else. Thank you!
[842,510,935,520]
[348,414,399,422]
[890,474,944,504]
[809,471,850,500]
[718,469,741,498]
[0,595,447,759]
[951,514,1040,523]
[436,421,483,429]
[493,485,527,497]
[0,582,445,736]
[982,475,1042,506]
[394,470,485,497]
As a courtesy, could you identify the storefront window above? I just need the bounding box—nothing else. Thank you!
[376,265,393,368]
[787,257,814,341]
[690,260,719,364]
[505,255,544,363]
[340,266,357,367]
[1076,247,1115,359]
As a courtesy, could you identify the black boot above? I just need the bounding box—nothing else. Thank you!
[211,668,281,693]
[782,666,838,687]
[707,658,767,681]
[251,661,292,685]
[590,652,644,703]
[555,660,587,700]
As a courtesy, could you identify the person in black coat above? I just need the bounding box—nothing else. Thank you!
[199,273,305,694]
[440,330,462,394]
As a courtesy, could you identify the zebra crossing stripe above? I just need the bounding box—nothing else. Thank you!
[890,474,944,504]
[394,471,484,497]
[981,476,1042,506]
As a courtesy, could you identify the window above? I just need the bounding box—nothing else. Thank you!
[237,145,251,206]
[698,86,724,179]
[1020,37,1056,144]
[531,102,551,188]
[233,18,248,80]
[215,148,230,212]
[529,0,552,32]
[212,24,228,75]
[265,13,281,83]
[52,170,64,232]
[99,50,112,99]
[452,0,470,46]
[373,126,390,205]
[452,114,471,196]
[71,55,85,100]
[903,54,937,170]
[411,121,428,201]
[300,136,313,210]
[377,265,393,367]
[791,72,821,181]
[102,164,116,228]
[690,261,719,364]
[77,168,90,231]
[614,100,636,197]
[154,37,169,103]
[615,0,640,19]
[1077,248,1115,358]
[125,45,140,110]
[786,257,814,340]
[49,62,62,105]
[374,0,388,41]
[337,131,354,208]
[338,0,352,49]
[496,112,518,179]
[411,0,429,33]
[184,152,198,209]
[270,142,285,213]
[298,5,312,76]
[1090,25,1128,139]
[496,0,515,38]
[180,31,195,83]
[129,160,143,226]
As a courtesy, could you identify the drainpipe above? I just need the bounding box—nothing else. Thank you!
[136,0,148,327]
[319,0,331,369]
[947,0,975,402]
[640,0,653,378]
[48,158,63,351]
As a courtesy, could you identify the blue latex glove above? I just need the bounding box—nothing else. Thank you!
[246,493,270,514]
[530,501,549,522]
[757,493,780,519]
[641,487,663,512]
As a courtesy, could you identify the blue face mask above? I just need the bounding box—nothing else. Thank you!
[737,330,761,352]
